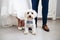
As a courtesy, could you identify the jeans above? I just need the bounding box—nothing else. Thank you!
[31,0,49,27]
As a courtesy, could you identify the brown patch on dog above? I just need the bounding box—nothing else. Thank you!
[16,17,25,27]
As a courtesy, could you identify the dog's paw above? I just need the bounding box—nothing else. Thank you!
[22,27,25,29]
[24,31,28,35]
[32,32,36,35]
[18,27,22,30]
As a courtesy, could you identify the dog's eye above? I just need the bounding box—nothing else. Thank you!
[31,12,33,14]
[27,12,29,14]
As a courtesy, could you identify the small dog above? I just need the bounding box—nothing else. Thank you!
[24,9,37,35]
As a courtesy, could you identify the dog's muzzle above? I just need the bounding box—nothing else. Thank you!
[28,15,31,18]
[28,15,33,19]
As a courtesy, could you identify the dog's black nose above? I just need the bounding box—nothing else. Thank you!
[29,15,31,18]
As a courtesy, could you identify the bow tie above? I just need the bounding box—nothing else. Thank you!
[27,21,33,24]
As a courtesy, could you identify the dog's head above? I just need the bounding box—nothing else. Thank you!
[24,9,37,20]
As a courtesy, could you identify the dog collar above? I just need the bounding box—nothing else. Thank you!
[27,20,33,24]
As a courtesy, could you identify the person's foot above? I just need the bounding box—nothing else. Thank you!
[42,25,50,32]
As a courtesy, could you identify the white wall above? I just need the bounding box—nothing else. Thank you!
[56,0,60,18]
[0,0,1,13]
[0,0,2,26]
[0,0,60,18]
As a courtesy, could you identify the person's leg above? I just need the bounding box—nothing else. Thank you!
[42,0,49,32]
[31,0,39,27]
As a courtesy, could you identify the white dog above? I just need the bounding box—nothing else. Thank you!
[24,9,37,35]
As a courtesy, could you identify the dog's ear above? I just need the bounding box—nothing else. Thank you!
[33,10,37,18]
[24,11,27,19]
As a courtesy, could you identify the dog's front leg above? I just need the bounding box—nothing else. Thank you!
[24,21,28,34]
[32,20,36,35]
[32,26,36,35]
[24,27,28,34]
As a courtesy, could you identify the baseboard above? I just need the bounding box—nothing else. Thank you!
[56,17,60,20]
[37,18,52,20]
[38,17,60,20]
